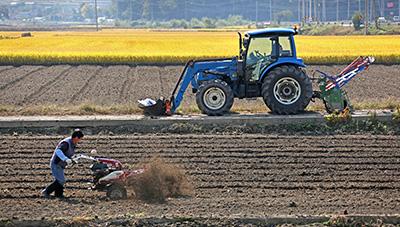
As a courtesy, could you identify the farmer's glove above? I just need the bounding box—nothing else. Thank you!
[65,159,73,165]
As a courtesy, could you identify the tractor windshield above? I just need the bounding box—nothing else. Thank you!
[246,36,274,82]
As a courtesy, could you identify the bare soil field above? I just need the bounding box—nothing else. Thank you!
[0,65,398,115]
[0,134,399,225]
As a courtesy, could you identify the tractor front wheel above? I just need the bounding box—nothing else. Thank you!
[196,79,234,116]
[261,65,313,115]
[106,183,127,200]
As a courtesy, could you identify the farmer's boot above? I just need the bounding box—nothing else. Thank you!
[42,180,58,198]
[54,181,65,198]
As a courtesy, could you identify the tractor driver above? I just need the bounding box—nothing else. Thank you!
[246,38,282,82]
[41,129,84,199]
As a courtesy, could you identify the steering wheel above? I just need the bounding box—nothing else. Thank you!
[254,50,267,58]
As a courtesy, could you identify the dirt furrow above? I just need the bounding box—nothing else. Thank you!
[118,67,133,101]
[1,133,399,220]
[3,174,400,185]
[0,66,74,105]
[69,66,102,103]
[0,66,14,76]
[0,66,44,92]
[1,134,399,142]
[3,148,400,159]
[2,138,399,151]
[73,66,131,105]
[1,156,399,166]
[20,66,73,105]
[119,66,139,103]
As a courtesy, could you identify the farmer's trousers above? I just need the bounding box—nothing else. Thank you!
[51,163,66,185]
[44,163,65,197]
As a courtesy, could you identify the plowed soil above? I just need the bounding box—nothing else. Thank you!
[0,134,399,222]
[0,65,398,112]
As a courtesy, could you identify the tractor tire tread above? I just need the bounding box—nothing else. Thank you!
[261,65,313,115]
[196,79,234,116]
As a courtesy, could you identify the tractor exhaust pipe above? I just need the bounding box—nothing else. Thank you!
[238,32,243,60]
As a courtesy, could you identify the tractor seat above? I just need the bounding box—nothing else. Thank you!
[280,50,291,57]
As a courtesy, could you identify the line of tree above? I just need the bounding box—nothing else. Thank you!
[111,0,300,21]
[109,0,394,22]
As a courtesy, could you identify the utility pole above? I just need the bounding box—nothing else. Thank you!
[184,0,187,20]
[359,0,362,12]
[370,0,373,21]
[116,0,119,19]
[314,0,317,22]
[151,0,154,20]
[94,0,98,31]
[302,0,306,25]
[372,0,376,22]
[322,0,326,22]
[309,0,312,20]
[129,0,132,21]
[336,0,339,22]
[270,0,272,22]
[365,0,369,35]
[348,0,350,19]
[298,0,301,22]
[256,0,258,24]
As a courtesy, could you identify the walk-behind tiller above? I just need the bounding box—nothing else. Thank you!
[138,28,375,116]
[71,151,144,200]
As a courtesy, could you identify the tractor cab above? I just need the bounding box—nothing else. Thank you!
[239,28,300,84]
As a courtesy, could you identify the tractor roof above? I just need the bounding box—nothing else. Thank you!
[246,28,296,37]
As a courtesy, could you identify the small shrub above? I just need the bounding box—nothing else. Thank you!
[324,108,352,125]
[393,106,400,122]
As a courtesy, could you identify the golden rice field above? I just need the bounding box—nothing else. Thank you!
[0,29,399,65]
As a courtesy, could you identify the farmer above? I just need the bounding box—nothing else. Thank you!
[41,129,84,199]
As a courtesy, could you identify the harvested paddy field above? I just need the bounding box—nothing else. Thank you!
[0,64,398,115]
[0,134,399,225]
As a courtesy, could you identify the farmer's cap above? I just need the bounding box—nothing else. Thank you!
[71,128,84,139]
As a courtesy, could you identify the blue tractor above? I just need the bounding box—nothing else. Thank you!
[139,28,375,116]
[139,28,373,116]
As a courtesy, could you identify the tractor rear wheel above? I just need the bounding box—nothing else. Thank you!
[261,65,312,115]
[196,79,234,116]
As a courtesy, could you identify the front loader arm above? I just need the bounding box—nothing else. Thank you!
[169,58,236,114]
[170,60,196,113]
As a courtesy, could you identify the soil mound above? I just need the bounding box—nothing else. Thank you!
[129,157,193,203]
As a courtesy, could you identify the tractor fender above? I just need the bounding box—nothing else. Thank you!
[259,60,306,83]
